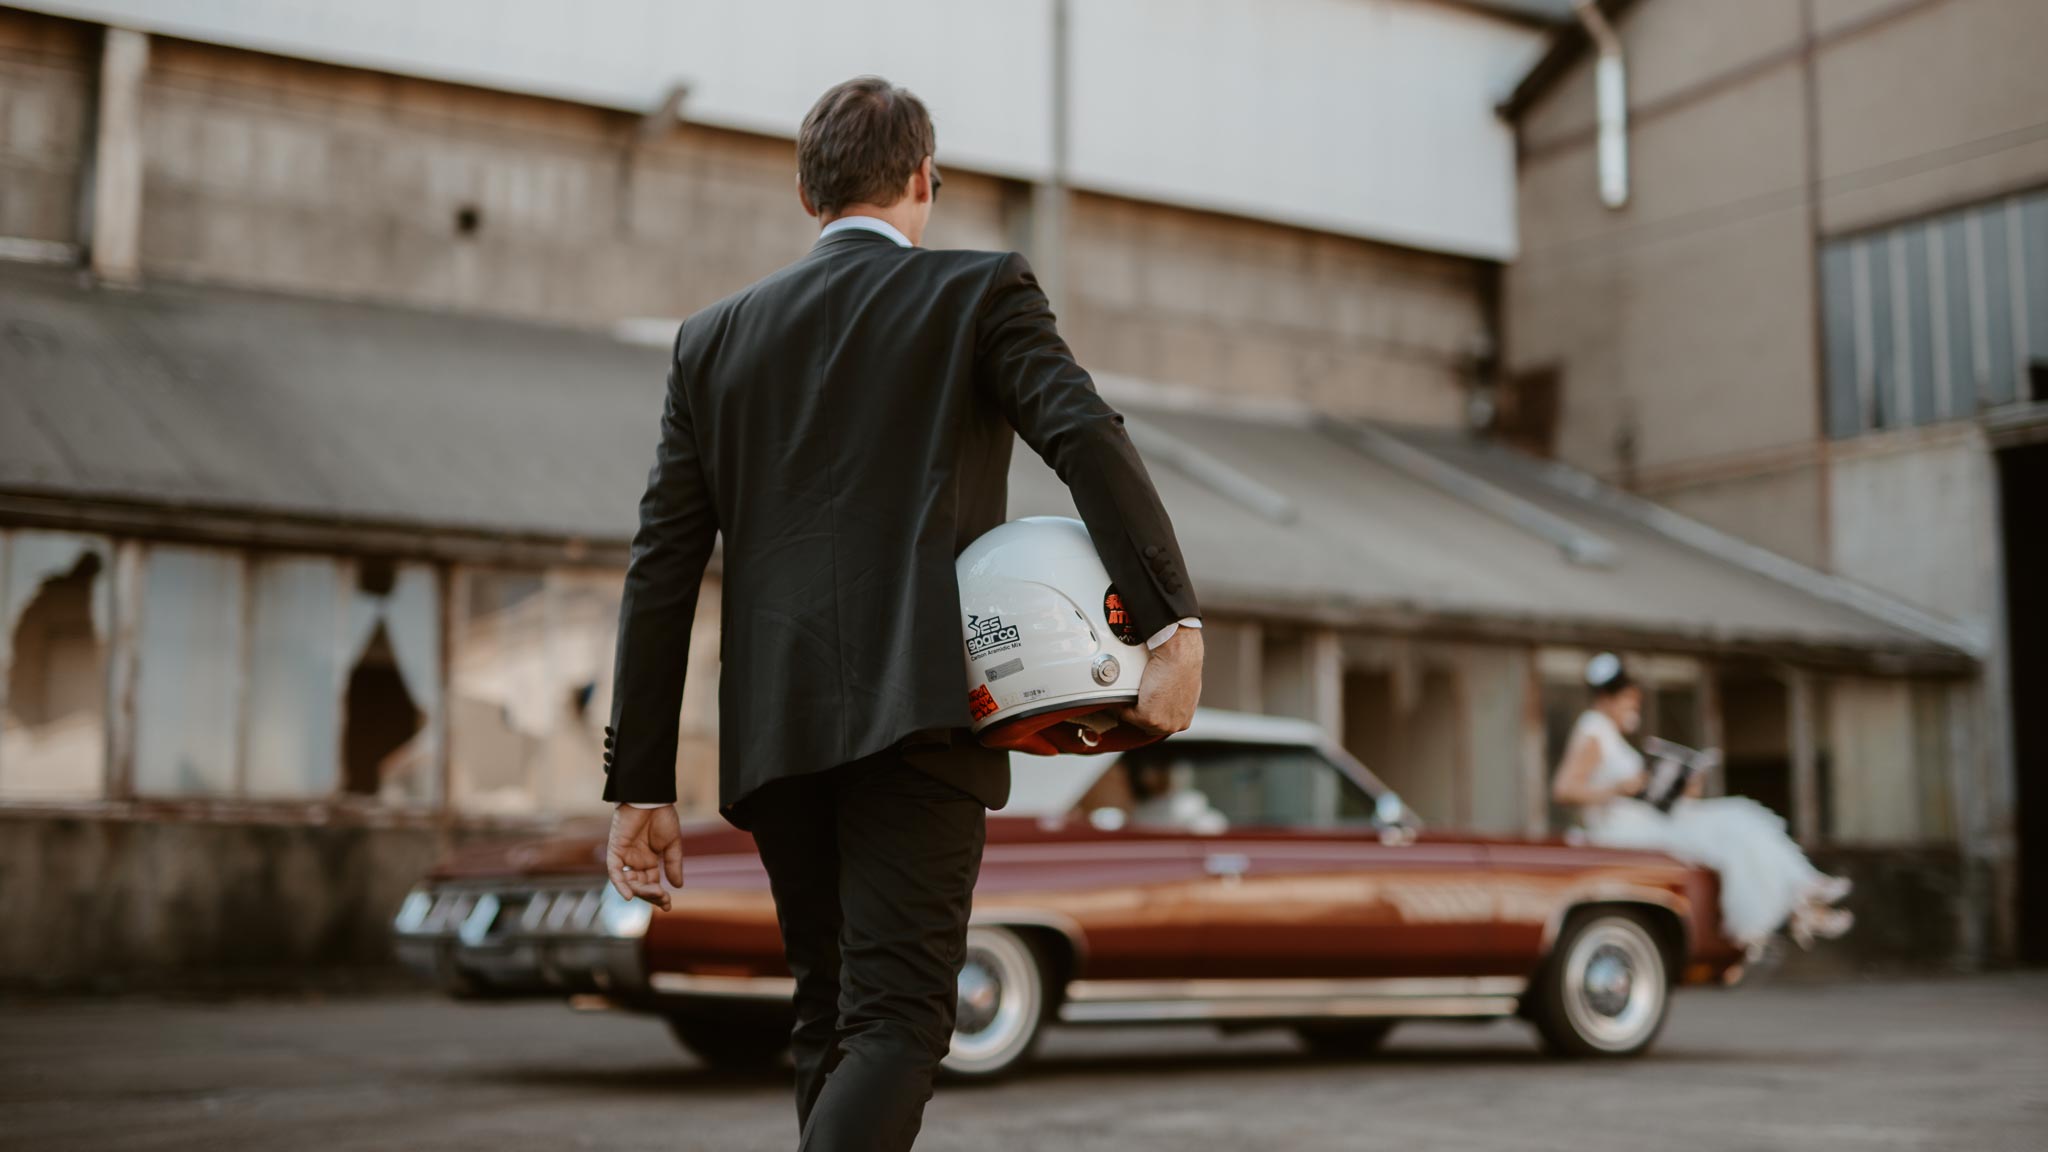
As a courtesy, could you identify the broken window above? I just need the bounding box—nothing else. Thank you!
[342,559,441,805]
[244,556,345,798]
[0,531,112,800]
[133,546,245,797]
[450,568,721,816]
[237,554,441,803]
[450,570,551,815]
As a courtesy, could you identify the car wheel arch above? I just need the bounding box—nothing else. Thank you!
[967,912,1086,1002]
[1541,900,1688,983]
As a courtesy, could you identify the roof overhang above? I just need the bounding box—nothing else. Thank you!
[0,261,1979,676]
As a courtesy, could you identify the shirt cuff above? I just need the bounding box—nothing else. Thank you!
[1145,618,1202,650]
[624,801,669,810]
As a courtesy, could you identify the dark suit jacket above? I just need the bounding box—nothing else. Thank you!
[603,226,1199,824]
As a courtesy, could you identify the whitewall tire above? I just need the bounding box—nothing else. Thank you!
[942,925,1047,1079]
[1530,911,1671,1058]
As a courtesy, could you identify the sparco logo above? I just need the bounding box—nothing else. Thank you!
[965,614,1022,658]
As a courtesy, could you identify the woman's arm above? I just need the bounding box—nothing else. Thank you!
[1551,730,1644,807]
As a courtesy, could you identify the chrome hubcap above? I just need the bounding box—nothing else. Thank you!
[955,957,1002,1036]
[1582,946,1634,1017]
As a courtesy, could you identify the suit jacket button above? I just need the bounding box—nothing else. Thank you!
[1143,545,1161,559]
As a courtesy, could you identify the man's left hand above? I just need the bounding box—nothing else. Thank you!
[606,804,686,910]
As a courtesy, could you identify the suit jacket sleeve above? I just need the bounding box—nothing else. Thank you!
[603,341,719,804]
[974,251,1200,637]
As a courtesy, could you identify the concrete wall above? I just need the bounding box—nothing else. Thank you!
[0,8,90,248]
[1066,192,1487,425]
[1827,424,2004,632]
[136,36,1014,328]
[1507,0,2048,561]
[1812,0,2048,236]
[1507,0,1820,503]
[0,810,509,989]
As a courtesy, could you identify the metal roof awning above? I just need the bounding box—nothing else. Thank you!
[0,262,667,563]
[1011,403,1978,674]
[0,261,1977,672]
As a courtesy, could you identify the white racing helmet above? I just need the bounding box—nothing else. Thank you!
[956,516,1157,756]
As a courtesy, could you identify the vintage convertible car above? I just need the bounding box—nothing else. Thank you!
[395,709,1743,1077]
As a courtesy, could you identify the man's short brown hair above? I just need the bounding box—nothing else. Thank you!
[797,76,935,216]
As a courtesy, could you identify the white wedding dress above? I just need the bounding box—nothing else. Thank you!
[1571,709,1840,950]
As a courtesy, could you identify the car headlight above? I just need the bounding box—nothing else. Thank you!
[598,886,655,939]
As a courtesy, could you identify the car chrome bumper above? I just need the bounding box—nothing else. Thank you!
[392,880,652,998]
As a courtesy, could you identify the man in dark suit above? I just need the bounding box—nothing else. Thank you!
[600,75,1203,1151]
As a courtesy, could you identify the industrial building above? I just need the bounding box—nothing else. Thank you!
[0,0,2026,985]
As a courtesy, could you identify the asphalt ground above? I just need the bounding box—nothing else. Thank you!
[4,974,2045,1151]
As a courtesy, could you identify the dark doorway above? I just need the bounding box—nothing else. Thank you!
[1999,440,2047,963]
[343,621,423,797]
[1716,672,1796,825]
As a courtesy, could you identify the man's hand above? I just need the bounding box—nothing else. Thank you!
[606,804,686,911]
[1120,625,1202,736]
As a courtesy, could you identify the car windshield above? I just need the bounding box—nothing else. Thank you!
[1077,742,1379,833]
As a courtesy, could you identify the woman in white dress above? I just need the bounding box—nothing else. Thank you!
[1552,654,1852,957]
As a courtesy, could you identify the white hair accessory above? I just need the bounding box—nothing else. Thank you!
[1585,652,1623,688]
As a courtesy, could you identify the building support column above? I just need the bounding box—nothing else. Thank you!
[1308,629,1343,743]
[103,539,145,800]
[89,27,148,285]
[1788,668,1821,846]
[1027,0,1070,307]
[1521,648,1550,836]
[1699,667,1726,798]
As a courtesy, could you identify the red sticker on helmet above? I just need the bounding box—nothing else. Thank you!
[968,683,998,721]
[1103,586,1140,646]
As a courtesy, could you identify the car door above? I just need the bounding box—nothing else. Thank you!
[1128,740,1493,980]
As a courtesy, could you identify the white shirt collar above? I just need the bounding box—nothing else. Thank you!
[818,215,913,248]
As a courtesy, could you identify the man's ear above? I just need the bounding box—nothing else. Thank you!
[914,157,933,204]
[797,177,818,219]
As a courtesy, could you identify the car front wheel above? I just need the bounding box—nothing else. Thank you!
[1529,910,1671,1058]
[941,925,1047,1080]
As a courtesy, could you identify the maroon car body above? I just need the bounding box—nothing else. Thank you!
[398,710,1742,1074]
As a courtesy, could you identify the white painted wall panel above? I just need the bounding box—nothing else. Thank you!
[1068,0,1542,258]
[19,0,1055,180]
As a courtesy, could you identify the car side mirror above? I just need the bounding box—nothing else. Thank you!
[1375,793,1418,845]
[1375,792,1406,828]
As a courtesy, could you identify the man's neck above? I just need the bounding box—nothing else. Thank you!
[820,204,920,247]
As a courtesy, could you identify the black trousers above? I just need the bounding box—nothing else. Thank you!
[742,751,987,1152]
